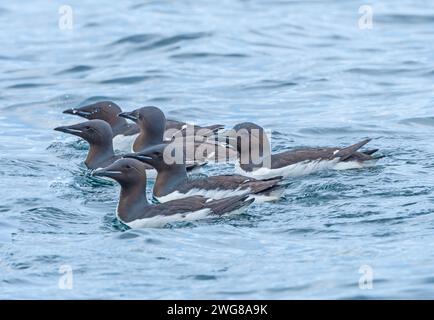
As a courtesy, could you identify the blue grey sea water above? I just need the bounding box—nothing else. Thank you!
[1,0,434,299]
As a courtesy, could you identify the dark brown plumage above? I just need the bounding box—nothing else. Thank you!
[225,122,382,177]
[92,159,254,227]
[63,101,224,140]
[124,143,284,201]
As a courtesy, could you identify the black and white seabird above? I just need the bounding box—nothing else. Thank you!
[63,101,224,151]
[53,120,198,176]
[118,106,237,162]
[93,158,254,228]
[125,144,285,203]
[54,119,124,170]
[223,122,383,180]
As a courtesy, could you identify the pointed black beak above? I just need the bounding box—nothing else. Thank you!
[54,125,83,136]
[63,108,92,118]
[92,168,122,178]
[118,112,138,122]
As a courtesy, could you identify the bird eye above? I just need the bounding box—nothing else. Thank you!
[85,126,91,130]
[125,165,132,169]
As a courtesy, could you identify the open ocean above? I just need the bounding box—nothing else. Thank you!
[1,0,434,299]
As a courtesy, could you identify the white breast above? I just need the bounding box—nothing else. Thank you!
[112,133,138,153]
[145,168,157,179]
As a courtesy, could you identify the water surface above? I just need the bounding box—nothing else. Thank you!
[1,0,434,299]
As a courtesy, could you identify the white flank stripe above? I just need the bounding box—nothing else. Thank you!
[235,158,377,180]
[126,208,212,228]
[121,202,250,229]
[155,188,249,203]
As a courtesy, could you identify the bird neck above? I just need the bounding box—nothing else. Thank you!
[154,165,188,197]
[86,141,115,169]
[117,181,149,223]
[133,127,164,152]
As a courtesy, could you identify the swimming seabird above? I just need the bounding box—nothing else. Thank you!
[53,119,155,174]
[118,106,237,162]
[223,122,383,180]
[93,158,254,228]
[124,144,285,203]
[53,120,198,176]
[63,101,224,151]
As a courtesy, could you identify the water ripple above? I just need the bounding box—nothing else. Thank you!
[1,0,434,299]
[99,75,151,84]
